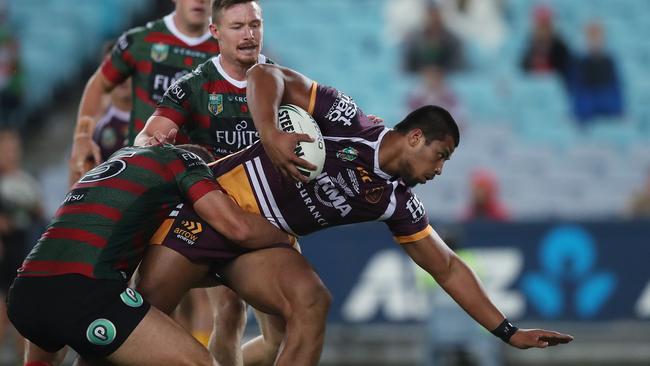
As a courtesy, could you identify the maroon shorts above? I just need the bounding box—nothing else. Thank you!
[150,203,292,272]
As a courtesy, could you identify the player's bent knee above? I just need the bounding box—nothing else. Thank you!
[291,281,332,322]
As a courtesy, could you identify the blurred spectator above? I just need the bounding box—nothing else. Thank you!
[403,2,465,74]
[0,129,43,358]
[92,77,132,161]
[417,225,503,366]
[439,0,507,55]
[462,169,509,221]
[406,65,466,127]
[628,170,650,219]
[520,4,572,84]
[0,8,22,123]
[569,21,624,124]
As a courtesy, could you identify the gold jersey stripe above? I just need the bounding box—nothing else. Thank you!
[394,225,434,244]
[307,82,318,115]
[217,164,261,215]
[150,218,175,245]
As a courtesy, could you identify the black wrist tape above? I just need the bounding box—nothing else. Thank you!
[491,319,518,343]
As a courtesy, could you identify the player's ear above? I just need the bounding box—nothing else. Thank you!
[407,128,424,147]
[209,23,220,39]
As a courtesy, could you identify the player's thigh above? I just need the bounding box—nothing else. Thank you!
[134,245,209,314]
[107,306,214,366]
[222,247,329,317]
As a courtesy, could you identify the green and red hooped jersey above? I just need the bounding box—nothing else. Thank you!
[152,55,273,158]
[100,13,220,145]
[18,145,218,281]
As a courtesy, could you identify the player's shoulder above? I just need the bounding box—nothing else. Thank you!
[144,18,166,32]
[122,17,163,39]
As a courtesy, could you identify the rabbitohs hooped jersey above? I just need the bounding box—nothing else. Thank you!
[101,13,220,145]
[153,55,273,158]
[18,145,218,281]
[211,83,433,243]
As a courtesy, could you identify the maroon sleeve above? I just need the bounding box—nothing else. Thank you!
[309,84,374,137]
[385,184,432,244]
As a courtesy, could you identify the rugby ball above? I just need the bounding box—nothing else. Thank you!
[277,104,325,181]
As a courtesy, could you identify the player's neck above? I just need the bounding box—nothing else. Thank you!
[218,56,252,82]
[172,14,207,38]
[377,130,402,177]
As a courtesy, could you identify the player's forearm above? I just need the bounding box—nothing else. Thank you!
[235,212,290,248]
[74,71,114,138]
[436,255,506,331]
[246,64,285,141]
[195,191,289,248]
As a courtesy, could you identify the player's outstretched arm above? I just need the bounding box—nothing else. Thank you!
[246,64,317,182]
[134,116,180,147]
[69,70,116,186]
[401,231,574,349]
[193,190,291,248]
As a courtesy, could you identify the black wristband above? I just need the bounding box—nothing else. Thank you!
[491,319,518,343]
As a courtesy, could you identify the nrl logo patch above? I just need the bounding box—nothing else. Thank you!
[151,43,169,62]
[336,147,358,162]
[208,93,223,116]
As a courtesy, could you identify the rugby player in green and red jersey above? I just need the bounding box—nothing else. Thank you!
[134,1,302,365]
[9,142,290,366]
[69,0,219,185]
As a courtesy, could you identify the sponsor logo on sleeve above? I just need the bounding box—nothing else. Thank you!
[165,81,191,105]
[79,160,126,183]
[176,150,207,169]
[62,188,88,205]
[116,34,130,53]
[325,91,358,127]
[150,43,169,62]
[405,196,426,224]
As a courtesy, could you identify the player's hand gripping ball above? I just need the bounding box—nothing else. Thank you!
[277,104,326,181]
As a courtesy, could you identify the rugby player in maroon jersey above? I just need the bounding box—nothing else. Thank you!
[10,142,292,366]
[69,0,218,186]
[135,64,575,366]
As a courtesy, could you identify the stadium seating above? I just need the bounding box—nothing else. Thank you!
[7,0,151,108]
[9,0,648,220]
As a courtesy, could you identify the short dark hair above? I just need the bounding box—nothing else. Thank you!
[212,0,259,24]
[393,105,460,147]
[176,144,216,164]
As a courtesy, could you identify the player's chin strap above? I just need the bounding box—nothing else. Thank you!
[491,318,519,343]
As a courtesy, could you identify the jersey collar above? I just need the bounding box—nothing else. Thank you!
[163,12,212,47]
[211,54,268,89]
[374,128,394,181]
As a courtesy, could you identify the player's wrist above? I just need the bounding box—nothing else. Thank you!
[490,318,519,343]
[74,116,97,137]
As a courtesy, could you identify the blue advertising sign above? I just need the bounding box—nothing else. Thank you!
[299,221,650,323]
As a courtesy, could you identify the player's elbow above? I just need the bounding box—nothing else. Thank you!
[219,218,254,245]
[429,252,459,285]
